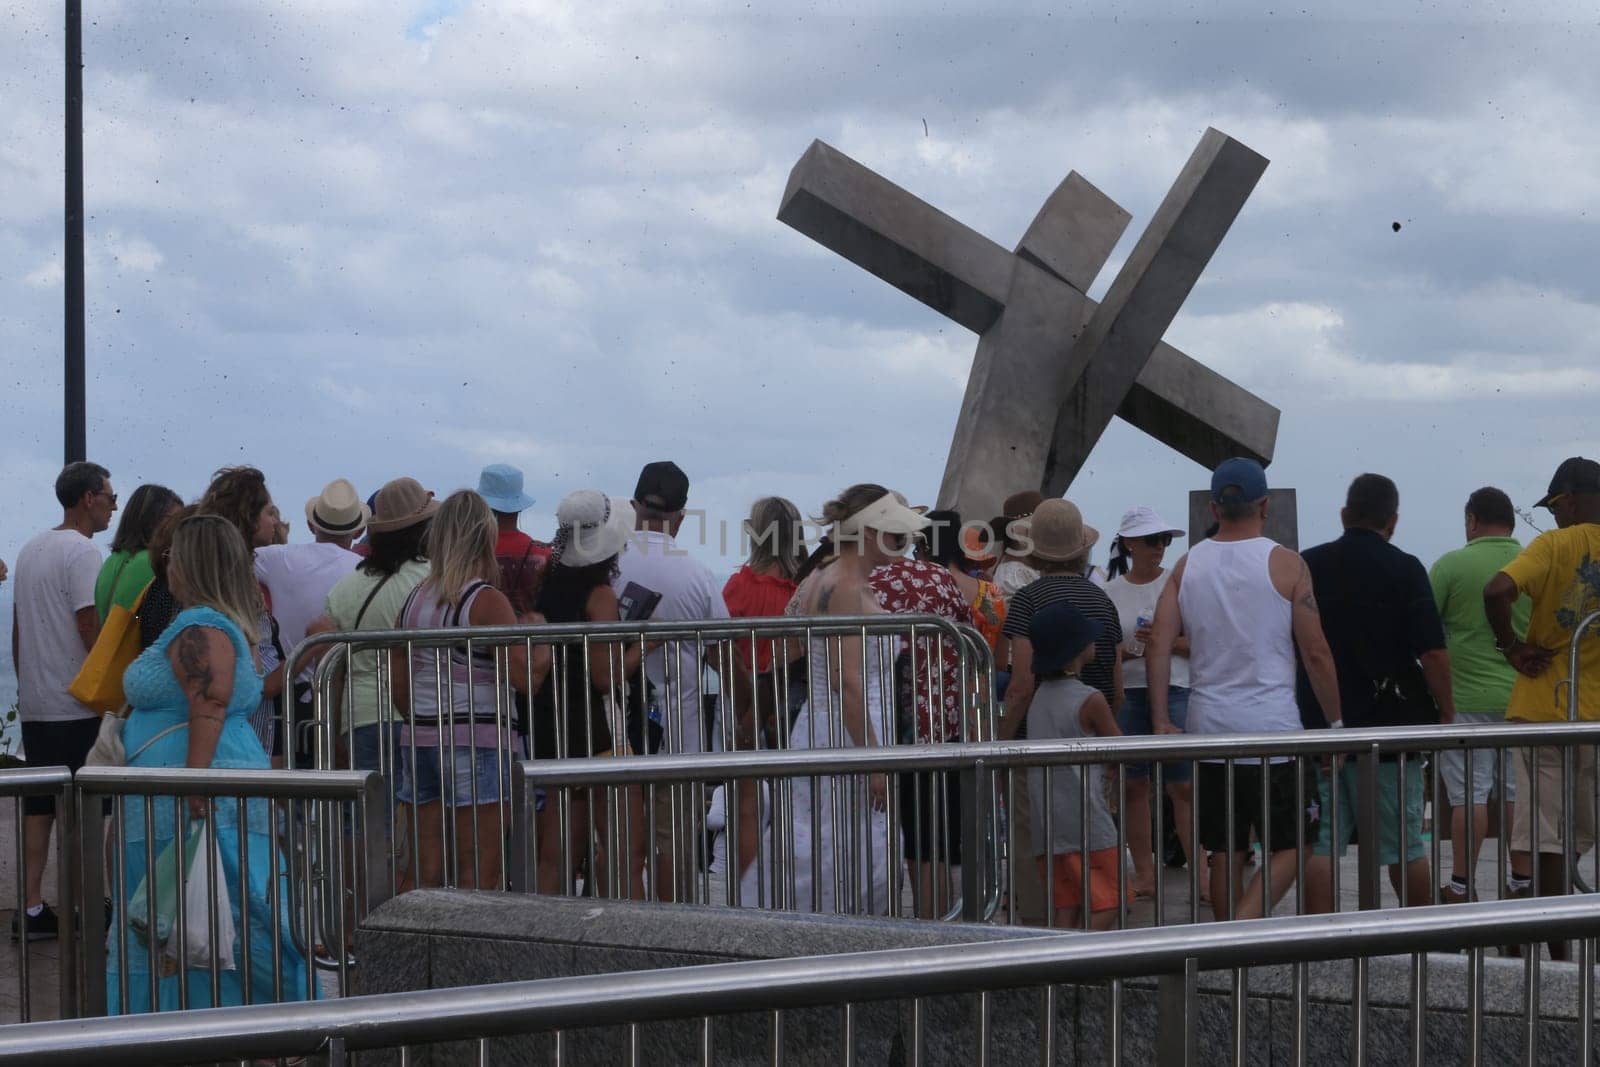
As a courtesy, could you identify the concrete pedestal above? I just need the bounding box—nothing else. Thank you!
[1188,488,1298,549]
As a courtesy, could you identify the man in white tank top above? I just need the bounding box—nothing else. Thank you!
[1146,459,1343,921]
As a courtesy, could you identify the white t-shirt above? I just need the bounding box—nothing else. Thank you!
[254,542,361,677]
[992,558,1040,599]
[1103,569,1190,690]
[612,530,730,754]
[14,528,102,722]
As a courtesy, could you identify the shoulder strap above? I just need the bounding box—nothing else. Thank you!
[127,720,186,763]
[450,580,490,628]
[352,572,396,631]
[512,540,536,586]
[267,611,286,662]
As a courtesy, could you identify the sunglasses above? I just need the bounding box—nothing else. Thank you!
[93,489,117,506]
[1138,533,1173,548]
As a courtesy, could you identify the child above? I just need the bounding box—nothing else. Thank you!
[1028,600,1130,930]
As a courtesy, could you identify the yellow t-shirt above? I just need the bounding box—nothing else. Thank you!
[1501,524,1600,721]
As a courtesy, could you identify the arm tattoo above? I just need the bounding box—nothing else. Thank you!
[1299,592,1320,615]
[175,627,220,704]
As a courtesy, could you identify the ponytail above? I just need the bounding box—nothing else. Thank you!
[1106,536,1131,580]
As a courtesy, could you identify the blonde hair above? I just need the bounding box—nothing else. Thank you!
[426,489,500,608]
[745,496,806,581]
[169,514,264,646]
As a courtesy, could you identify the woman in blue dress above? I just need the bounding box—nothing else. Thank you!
[108,512,317,1014]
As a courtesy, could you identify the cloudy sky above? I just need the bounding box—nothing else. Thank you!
[3,1,1598,699]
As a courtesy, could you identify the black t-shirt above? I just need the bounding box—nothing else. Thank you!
[1001,574,1124,705]
[1297,528,1447,728]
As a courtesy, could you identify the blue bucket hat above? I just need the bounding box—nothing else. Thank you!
[1029,601,1103,677]
[477,464,535,513]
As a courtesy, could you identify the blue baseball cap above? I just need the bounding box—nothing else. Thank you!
[477,464,535,513]
[1210,457,1269,505]
[1029,601,1103,677]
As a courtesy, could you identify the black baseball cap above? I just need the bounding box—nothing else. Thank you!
[633,460,690,512]
[1535,457,1600,509]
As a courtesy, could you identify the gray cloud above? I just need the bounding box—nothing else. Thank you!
[3,1,1597,708]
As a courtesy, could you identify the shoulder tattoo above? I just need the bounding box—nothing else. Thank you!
[175,627,220,703]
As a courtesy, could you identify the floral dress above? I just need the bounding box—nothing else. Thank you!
[869,559,970,744]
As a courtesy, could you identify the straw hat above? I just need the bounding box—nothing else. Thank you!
[304,479,370,539]
[366,477,440,534]
[1027,498,1099,563]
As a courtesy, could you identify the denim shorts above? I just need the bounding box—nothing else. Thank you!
[1114,687,1192,783]
[396,740,515,807]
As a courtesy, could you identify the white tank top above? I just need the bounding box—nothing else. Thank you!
[1179,537,1300,744]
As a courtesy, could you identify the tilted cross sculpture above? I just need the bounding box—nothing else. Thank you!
[777,128,1279,522]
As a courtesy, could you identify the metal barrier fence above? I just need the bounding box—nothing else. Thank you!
[1,765,77,1023]
[0,895,1595,1066]
[283,614,996,909]
[514,718,1600,936]
[67,766,387,1017]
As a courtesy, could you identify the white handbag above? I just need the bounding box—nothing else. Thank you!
[85,708,184,768]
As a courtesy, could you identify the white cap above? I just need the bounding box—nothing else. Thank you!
[1116,505,1185,541]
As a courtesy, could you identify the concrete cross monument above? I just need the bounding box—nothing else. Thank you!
[777,128,1288,534]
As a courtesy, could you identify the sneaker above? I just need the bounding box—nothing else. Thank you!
[1440,882,1470,905]
[10,904,59,942]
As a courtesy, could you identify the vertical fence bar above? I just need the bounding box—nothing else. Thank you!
[1357,749,1379,911]
[960,760,986,922]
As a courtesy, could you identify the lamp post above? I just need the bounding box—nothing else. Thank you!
[64,0,86,464]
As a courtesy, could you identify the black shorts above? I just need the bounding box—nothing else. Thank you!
[19,718,101,816]
[530,693,615,760]
[1196,760,1319,855]
[897,770,963,863]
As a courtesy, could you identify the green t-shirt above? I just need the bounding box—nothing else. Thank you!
[93,549,156,622]
[1429,536,1530,714]
[324,559,429,729]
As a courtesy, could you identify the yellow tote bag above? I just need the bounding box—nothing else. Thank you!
[69,580,152,715]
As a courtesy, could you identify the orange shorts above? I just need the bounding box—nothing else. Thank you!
[1037,847,1130,915]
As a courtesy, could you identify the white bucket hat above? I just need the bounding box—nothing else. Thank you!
[304,478,370,539]
[1116,505,1186,542]
[555,490,635,567]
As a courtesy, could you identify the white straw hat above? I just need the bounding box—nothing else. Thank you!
[555,490,635,567]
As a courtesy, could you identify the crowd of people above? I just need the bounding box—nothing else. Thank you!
[3,450,1598,1010]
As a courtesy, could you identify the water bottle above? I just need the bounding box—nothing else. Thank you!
[1129,613,1151,657]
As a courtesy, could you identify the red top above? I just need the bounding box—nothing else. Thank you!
[870,558,970,744]
[495,529,552,616]
[722,565,799,673]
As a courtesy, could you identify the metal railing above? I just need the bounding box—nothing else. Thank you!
[0,895,1595,1066]
[281,614,995,908]
[71,765,389,1016]
[513,719,1600,934]
[1,765,77,1023]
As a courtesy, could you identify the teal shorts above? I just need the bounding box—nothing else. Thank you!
[1313,758,1427,866]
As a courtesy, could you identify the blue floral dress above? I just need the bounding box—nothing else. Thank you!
[107,606,317,1013]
